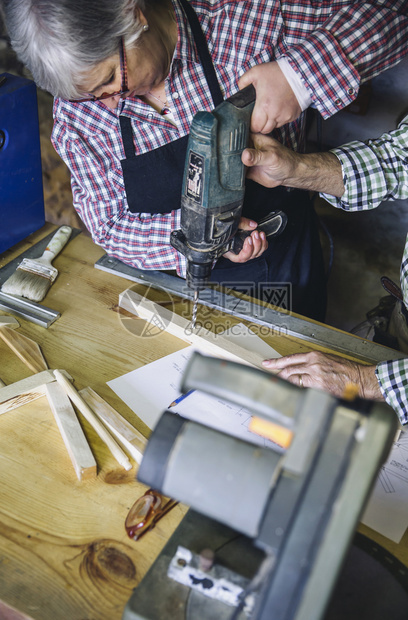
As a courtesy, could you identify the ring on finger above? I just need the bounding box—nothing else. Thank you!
[298,374,303,388]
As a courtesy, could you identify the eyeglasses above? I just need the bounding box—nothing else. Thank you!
[69,37,130,103]
[125,488,179,541]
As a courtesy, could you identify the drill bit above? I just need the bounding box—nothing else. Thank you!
[191,290,199,329]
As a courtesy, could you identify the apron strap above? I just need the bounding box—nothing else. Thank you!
[119,115,135,159]
[178,0,224,107]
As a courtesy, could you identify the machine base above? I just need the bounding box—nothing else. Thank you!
[123,510,408,620]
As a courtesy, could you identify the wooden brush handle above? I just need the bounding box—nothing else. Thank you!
[41,226,72,264]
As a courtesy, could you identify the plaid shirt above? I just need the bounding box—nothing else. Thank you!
[322,116,408,425]
[52,0,408,275]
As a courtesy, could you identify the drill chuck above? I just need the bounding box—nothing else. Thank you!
[170,227,216,290]
[186,262,213,291]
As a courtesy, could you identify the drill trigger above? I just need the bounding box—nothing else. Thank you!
[231,210,287,254]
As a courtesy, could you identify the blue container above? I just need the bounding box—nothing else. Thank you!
[0,72,45,254]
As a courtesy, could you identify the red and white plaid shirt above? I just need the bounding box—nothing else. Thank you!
[52,0,408,274]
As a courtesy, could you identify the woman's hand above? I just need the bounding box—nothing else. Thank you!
[238,62,302,134]
[223,217,268,263]
[262,351,384,401]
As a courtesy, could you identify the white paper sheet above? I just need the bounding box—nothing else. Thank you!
[361,431,408,543]
[108,323,408,541]
[107,323,281,449]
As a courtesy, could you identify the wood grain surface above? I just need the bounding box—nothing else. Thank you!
[0,223,406,619]
[0,326,48,373]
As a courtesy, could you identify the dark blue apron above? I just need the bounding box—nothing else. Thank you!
[119,0,326,321]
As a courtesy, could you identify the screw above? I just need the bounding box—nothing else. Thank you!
[177,558,187,567]
[0,130,5,150]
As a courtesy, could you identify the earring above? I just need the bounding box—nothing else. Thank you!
[143,23,149,32]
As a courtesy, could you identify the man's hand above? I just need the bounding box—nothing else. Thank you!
[242,134,346,197]
[242,134,298,188]
[262,351,384,401]
[223,217,268,263]
[238,62,301,134]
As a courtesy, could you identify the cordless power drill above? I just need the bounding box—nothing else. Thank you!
[170,85,287,327]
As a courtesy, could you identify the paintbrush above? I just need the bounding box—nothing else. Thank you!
[1,226,72,302]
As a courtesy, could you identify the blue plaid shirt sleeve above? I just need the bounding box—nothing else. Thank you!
[321,116,408,425]
[321,116,408,212]
[376,358,408,426]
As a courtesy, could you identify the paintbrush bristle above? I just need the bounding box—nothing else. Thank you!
[1,266,53,302]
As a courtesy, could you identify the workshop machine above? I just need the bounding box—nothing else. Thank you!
[170,86,287,325]
[0,72,45,253]
[123,353,400,620]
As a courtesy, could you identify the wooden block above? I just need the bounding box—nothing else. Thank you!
[119,289,264,368]
[45,382,97,481]
[0,326,48,373]
[0,369,71,415]
[80,386,146,464]
[53,370,132,471]
[0,316,19,328]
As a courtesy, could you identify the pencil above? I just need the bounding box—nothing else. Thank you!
[168,389,195,408]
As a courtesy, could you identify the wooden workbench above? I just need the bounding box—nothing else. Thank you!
[0,224,407,620]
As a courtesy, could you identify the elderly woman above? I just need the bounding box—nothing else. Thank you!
[4,0,408,320]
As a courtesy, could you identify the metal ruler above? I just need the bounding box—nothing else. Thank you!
[95,254,406,365]
[0,228,81,327]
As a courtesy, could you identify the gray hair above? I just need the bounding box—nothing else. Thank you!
[3,0,147,99]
